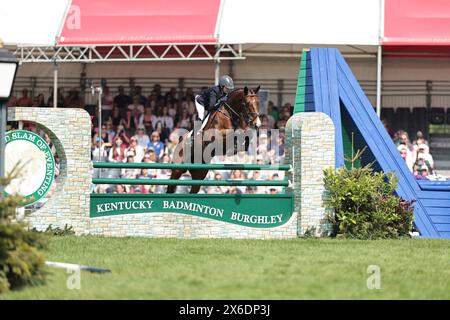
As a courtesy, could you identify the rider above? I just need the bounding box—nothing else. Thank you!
[195,75,235,122]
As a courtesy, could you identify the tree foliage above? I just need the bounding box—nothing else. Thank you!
[0,163,46,293]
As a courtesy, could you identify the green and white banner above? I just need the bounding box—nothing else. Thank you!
[90,194,294,228]
[5,130,55,205]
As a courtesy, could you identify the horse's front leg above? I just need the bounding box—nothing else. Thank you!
[189,169,209,194]
[167,168,186,193]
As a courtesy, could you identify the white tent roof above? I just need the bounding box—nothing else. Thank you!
[217,0,380,45]
[0,0,70,46]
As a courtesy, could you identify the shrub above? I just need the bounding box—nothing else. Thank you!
[323,155,414,239]
[0,164,46,293]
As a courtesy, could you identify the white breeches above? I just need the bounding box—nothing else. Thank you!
[195,95,205,121]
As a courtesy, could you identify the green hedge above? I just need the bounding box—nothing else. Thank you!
[323,163,414,240]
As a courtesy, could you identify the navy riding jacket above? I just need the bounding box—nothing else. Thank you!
[196,85,227,111]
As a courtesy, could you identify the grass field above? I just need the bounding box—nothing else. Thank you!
[1,236,449,299]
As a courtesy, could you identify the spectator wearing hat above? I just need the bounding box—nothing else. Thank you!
[133,125,150,149]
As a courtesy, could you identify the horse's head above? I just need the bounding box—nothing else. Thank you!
[243,85,261,128]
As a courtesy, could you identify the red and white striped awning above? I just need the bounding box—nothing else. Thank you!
[58,0,220,45]
[383,0,450,57]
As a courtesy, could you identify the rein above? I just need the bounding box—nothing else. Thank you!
[219,93,259,129]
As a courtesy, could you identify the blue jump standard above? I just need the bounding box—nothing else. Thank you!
[301,48,450,238]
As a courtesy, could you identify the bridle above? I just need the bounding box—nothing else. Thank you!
[219,93,260,128]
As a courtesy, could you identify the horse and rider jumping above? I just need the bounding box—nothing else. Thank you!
[167,75,262,194]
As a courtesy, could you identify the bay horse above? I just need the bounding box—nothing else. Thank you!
[167,86,261,194]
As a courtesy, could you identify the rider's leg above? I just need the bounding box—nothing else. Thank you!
[195,96,205,121]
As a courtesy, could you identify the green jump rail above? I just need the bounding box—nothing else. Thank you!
[92,178,290,187]
[93,162,291,171]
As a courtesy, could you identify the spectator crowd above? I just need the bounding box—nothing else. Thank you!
[393,129,437,180]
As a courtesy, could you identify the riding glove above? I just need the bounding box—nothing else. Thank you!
[214,96,228,109]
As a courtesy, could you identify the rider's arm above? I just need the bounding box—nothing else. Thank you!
[209,87,218,110]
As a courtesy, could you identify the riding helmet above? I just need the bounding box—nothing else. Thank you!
[219,75,235,90]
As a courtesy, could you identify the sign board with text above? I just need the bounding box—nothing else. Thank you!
[91,193,293,228]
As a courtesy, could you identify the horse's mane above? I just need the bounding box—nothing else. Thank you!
[228,88,243,97]
[228,87,258,98]
[227,87,257,100]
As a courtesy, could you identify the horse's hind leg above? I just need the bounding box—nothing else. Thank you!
[167,168,187,193]
[189,169,209,194]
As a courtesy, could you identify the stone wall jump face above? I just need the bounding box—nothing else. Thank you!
[89,211,298,239]
[8,107,92,234]
[285,113,335,237]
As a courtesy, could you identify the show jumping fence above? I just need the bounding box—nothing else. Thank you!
[92,162,291,187]
[8,107,335,239]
